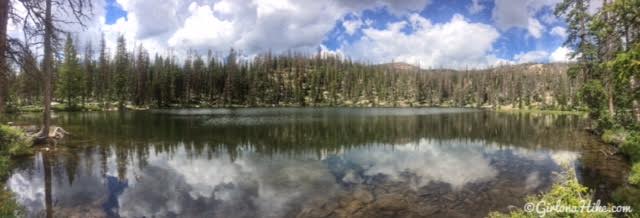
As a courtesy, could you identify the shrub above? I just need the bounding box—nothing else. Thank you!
[489,169,612,218]
[0,125,32,157]
[602,128,629,145]
[579,80,607,119]
[630,163,640,186]
[612,186,640,217]
[0,156,8,179]
[620,133,640,162]
[0,189,21,218]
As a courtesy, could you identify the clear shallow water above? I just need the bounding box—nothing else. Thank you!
[3,108,630,218]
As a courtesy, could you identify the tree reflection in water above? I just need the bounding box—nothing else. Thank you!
[3,108,631,217]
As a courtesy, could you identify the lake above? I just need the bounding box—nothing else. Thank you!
[3,108,630,218]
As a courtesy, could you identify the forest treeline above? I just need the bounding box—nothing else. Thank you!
[4,34,581,111]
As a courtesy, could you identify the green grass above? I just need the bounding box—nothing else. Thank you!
[0,188,21,218]
[620,133,640,163]
[630,163,640,186]
[602,128,630,145]
[496,108,587,116]
[0,125,33,157]
[0,125,31,217]
[489,168,613,218]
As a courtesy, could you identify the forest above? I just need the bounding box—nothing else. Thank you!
[2,34,581,111]
[0,0,639,217]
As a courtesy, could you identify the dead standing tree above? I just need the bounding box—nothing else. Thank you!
[5,0,92,143]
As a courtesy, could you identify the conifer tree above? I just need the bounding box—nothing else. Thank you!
[56,34,84,109]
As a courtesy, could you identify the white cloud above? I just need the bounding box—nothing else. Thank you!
[549,46,574,62]
[467,0,485,14]
[342,13,501,69]
[89,0,433,56]
[492,0,559,38]
[168,2,234,49]
[527,18,544,38]
[540,12,559,25]
[550,26,567,39]
[342,19,362,35]
[345,139,498,189]
[514,50,549,63]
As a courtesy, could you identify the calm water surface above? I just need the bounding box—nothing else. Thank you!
[4,108,630,218]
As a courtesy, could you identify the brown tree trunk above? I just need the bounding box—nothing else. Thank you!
[608,91,615,116]
[40,0,53,139]
[0,0,9,113]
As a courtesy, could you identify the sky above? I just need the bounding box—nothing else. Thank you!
[14,0,605,69]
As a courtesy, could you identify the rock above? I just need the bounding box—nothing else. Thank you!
[297,199,339,218]
[443,193,457,201]
[374,194,408,211]
[343,170,363,184]
[409,203,439,216]
[353,189,374,203]
[343,200,365,214]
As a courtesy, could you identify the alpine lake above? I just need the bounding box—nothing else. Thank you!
[2,108,631,218]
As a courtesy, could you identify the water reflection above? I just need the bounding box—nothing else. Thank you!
[4,108,630,218]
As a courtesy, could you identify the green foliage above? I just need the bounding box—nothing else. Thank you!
[114,35,129,109]
[613,187,640,217]
[0,188,21,218]
[18,105,42,112]
[489,169,612,218]
[621,133,640,162]
[56,34,85,109]
[601,128,629,145]
[630,163,640,186]
[0,125,32,157]
[0,125,29,217]
[0,156,8,179]
[579,80,607,118]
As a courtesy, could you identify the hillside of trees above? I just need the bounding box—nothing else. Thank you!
[3,35,581,111]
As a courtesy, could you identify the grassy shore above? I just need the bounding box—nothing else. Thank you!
[0,125,32,217]
[489,168,614,218]
[495,108,587,116]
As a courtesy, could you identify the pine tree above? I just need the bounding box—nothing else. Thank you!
[222,48,237,106]
[114,35,129,110]
[56,34,84,109]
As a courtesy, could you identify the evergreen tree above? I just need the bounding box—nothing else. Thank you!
[114,35,129,110]
[56,34,84,109]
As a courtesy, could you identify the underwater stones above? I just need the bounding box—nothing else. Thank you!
[373,193,409,211]
[352,188,374,203]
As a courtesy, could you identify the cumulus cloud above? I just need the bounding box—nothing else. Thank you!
[167,2,234,49]
[342,19,363,35]
[514,50,549,63]
[344,139,498,189]
[467,0,486,14]
[91,0,433,56]
[527,18,544,38]
[342,13,502,69]
[550,26,567,39]
[492,0,559,38]
[549,46,574,62]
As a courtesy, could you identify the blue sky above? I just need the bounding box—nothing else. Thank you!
[95,0,580,69]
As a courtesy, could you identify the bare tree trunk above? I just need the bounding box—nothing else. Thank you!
[0,0,9,113]
[608,91,615,116]
[40,0,53,139]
